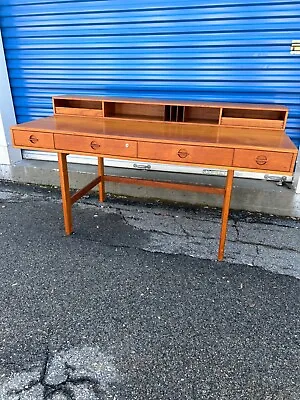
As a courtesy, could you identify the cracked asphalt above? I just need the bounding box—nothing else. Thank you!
[0,180,299,399]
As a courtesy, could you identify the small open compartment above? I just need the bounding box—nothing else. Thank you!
[54,97,103,117]
[103,101,165,121]
[184,106,220,124]
[164,105,185,122]
[221,108,287,129]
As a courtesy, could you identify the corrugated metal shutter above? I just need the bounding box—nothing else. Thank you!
[1,0,299,175]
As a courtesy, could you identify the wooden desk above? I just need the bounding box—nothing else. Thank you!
[11,96,298,260]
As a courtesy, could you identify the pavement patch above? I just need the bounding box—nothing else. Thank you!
[0,346,118,399]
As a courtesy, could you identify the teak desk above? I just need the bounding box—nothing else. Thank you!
[11,96,298,261]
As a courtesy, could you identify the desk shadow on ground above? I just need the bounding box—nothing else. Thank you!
[73,200,225,262]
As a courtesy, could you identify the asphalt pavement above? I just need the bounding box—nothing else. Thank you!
[0,180,299,399]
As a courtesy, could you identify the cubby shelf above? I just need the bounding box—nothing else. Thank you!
[52,96,288,130]
[53,97,103,118]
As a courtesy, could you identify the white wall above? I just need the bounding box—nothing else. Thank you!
[296,180,300,194]
[294,149,300,193]
[0,29,21,165]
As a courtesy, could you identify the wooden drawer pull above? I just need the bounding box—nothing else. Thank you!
[29,134,38,144]
[255,155,268,165]
[90,141,100,150]
[178,149,189,158]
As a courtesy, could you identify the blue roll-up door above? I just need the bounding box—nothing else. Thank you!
[1,0,299,168]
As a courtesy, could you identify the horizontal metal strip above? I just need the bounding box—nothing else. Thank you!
[3,21,300,37]
[3,43,296,51]
[2,0,298,17]
[4,0,300,7]
[11,87,300,100]
[2,13,300,28]
[7,67,300,74]
[2,0,300,17]
[2,16,299,30]
[288,129,300,137]
[2,10,299,22]
[10,92,300,105]
[3,34,298,47]
[8,71,300,79]
[286,120,300,127]
[11,92,300,104]
[5,48,295,58]
[6,58,300,68]
[9,79,300,88]
[2,14,299,29]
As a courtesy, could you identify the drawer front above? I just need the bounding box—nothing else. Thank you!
[233,149,293,172]
[54,134,137,157]
[138,142,233,166]
[13,130,54,149]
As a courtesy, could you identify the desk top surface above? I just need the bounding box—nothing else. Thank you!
[13,116,297,153]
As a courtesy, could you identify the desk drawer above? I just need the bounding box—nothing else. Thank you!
[233,149,293,172]
[54,134,137,158]
[13,130,54,149]
[138,142,233,166]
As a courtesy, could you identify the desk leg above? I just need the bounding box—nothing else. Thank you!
[218,170,234,261]
[98,157,105,202]
[58,152,73,235]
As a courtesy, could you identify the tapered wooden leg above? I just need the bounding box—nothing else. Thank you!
[58,153,73,235]
[98,157,105,202]
[218,170,234,261]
